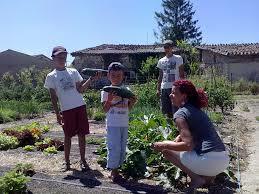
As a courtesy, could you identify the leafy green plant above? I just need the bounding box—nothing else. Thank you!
[86,137,105,145]
[0,170,29,194]
[255,116,259,121]
[23,145,35,152]
[139,56,159,78]
[93,110,105,121]
[43,146,58,155]
[250,82,259,95]
[14,163,35,177]
[97,113,178,182]
[3,129,36,147]
[0,133,19,150]
[0,108,19,123]
[131,80,159,109]
[42,125,50,133]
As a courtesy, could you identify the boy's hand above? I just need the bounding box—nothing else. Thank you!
[90,71,102,81]
[107,91,117,102]
[129,96,137,104]
[56,113,64,126]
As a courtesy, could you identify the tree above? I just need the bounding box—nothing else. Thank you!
[155,0,202,45]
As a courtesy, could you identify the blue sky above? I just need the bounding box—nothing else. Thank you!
[1,0,259,63]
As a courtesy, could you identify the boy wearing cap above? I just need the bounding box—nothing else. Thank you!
[44,46,100,171]
[157,40,185,118]
[101,62,137,182]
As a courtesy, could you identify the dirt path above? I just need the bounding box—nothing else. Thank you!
[233,96,259,193]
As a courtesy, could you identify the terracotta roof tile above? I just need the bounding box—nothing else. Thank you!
[196,43,259,56]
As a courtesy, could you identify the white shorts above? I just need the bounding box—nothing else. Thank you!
[180,150,229,176]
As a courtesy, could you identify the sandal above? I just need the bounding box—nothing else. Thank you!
[80,160,90,171]
[61,161,71,172]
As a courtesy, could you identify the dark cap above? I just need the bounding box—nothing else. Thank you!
[108,62,125,72]
[51,46,68,57]
[163,40,174,46]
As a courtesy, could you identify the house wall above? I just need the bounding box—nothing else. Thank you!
[200,50,259,82]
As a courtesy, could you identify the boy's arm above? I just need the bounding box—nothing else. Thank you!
[178,56,185,79]
[128,96,137,110]
[76,77,93,93]
[102,92,115,113]
[157,70,163,96]
[76,72,102,93]
[49,89,63,125]
[179,64,185,79]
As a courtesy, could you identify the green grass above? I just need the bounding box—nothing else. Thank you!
[256,116,259,121]
[0,108,19,123]
[208,111,224,124]
[0,100,51,123]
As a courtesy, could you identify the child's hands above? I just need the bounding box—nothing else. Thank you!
[129,96,137,104]
[90,71,102,81]
[107,91,117,102]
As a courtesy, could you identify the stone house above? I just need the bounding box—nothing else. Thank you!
[71,44,180,78]
[0,49,53,76]
[196,43,259,82]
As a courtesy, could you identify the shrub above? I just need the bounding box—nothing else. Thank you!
[131,80,159,109]
[0,171,29,194]
[0,108,19,123]
[250,82,259,95]
[190,75,235,113]
[139,56,159,78]
[93,111,105,121]
[0,133,19,150]
[14,163,35,177]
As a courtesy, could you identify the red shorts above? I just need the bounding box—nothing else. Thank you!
[62,105,89,137]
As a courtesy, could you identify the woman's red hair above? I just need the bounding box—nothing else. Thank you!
[173,80,208,109]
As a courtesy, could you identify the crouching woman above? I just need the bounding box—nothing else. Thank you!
[152,80,229,190]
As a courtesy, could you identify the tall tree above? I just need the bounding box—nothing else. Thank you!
[155,0,202,45]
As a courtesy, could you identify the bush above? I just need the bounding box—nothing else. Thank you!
[139,56,159,78]
[93,111,105,121]
[0,133,19,150]
[250,82,259,95]
[0,170,29,194]
[131,80,159,109]
[190,75,235,113]
[0,108,19,123]
[14,163,35,177]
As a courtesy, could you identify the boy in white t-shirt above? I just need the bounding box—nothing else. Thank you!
[101,62,137,182]
[44,46,100,171]
[157,40,185,118]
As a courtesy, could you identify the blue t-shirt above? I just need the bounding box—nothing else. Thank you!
[174,103,226,155]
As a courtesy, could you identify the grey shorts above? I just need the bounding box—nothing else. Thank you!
[160,88,178,117]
